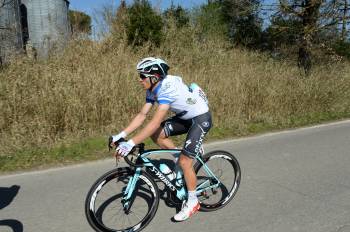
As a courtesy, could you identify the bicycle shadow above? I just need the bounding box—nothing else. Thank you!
[0,185,24,232]
[0,185,20,210]
[0,220,23,232]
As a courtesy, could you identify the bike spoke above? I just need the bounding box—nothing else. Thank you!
[85,168,159,232]
[195,151,240,211]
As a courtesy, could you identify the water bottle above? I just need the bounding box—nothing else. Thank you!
[159,163,175,181]
[175,168,183,187]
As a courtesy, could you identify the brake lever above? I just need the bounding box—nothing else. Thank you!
[108,136,113,151]
[108,136,127,167]
[108,136,127,151]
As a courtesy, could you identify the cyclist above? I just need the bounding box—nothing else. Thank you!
[111,57,212,222]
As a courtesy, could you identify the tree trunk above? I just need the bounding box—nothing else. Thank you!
[342,0,348,41]
[297,0,322,75]
[298,37,312,75]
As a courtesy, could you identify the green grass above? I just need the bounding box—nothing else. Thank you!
[0,137,107,172]
[1,111,349,174]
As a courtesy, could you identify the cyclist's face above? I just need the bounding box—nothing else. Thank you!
[139,74,151,90]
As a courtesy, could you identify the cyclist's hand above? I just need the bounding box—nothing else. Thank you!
[116,140,135,157]
[110,131,127,147]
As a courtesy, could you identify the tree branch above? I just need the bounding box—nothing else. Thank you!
[279,0,304,17]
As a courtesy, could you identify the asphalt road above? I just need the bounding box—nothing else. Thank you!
[1,120,350,232]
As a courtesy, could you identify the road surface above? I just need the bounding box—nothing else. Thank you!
[1,120,350,232]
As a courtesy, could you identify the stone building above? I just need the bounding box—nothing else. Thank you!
[0,0,70,62]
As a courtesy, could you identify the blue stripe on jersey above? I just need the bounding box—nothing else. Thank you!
[158,99,171,104]
[158,97,173,101]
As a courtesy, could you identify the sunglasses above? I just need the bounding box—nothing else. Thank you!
[140,74,148,80]
[140,73,157,80]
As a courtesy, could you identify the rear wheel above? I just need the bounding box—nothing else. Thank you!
[194,150,241,212]
[85,167,159,232]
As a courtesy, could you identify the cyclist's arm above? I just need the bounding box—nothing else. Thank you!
[131,104,170,144]
[123,103,153,135]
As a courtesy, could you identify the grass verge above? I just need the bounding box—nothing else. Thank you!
[1,111,349,174]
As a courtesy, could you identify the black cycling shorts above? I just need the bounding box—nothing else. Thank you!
[161,111,212,158]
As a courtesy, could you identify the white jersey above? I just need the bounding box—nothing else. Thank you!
[146,75,209,120]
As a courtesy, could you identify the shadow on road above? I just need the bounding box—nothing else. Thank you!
[0,219,23,232]
[0,185,20,210]
[0,185,24,232]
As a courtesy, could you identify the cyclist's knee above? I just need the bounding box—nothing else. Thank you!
[150,133,158,143]
[178,154,193,169]
[151,128,167,144]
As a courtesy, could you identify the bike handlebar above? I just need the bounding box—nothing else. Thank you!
[108,136,145,167]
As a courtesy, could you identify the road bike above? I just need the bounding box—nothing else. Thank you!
[85,138,241,232]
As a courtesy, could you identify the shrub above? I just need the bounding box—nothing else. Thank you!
[332,40,350,60]
[126,0,163,47]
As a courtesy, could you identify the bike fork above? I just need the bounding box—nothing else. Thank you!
[121,168,142,213]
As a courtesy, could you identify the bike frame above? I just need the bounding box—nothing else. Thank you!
[122,149,222,209]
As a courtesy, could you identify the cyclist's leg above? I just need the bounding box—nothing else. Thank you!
[178,155,196,190]
[174,112,212,221]
[151,116,191,149]
[180,112,212,190]
[151,127,176,149]
[174,152,200,221]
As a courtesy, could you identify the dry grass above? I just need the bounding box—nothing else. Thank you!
[1,25,350,157]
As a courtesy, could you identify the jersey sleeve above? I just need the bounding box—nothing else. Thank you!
[157,82,177,105]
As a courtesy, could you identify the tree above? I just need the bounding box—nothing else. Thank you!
[342,0,349,40]
[218,0,263,47]
[69,10,92,36]
[163,4,190,28]
[111,0,128,40]
[265,15,302,46]
[126,0,163,47]
[193,1,227,39]
[279,0,350,73]
[332,39,350,59]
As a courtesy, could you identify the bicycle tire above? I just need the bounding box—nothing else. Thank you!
[85,167,160,232]
[194,150,241,212]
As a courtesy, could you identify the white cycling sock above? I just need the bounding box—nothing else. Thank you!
[187,191,198,206]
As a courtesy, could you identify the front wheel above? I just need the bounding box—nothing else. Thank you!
[85,167,160,232]
[194,150,241,212]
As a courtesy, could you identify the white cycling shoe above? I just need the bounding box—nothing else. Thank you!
[173,201,200,222]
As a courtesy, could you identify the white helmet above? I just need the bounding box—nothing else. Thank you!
[136,57,169,79]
